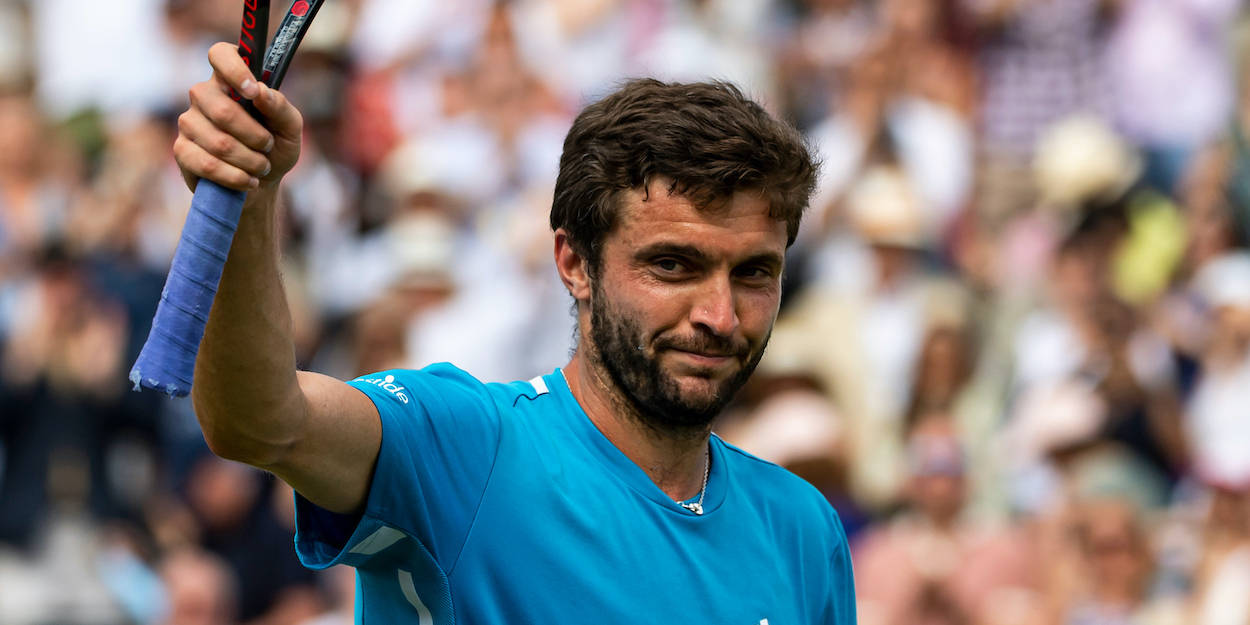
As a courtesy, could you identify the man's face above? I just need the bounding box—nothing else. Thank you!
[585,180,787,432]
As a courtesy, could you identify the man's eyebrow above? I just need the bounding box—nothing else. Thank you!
[633,243,783,269]
[633,243,711,262]
[739,252,784,271]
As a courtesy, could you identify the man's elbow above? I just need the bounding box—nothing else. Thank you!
[193,392,298,468]
[201,422,297,468]
[200,423,247,463]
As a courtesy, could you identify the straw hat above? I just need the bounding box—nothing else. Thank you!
[845,165,927,249]
[1034,115,1141,208]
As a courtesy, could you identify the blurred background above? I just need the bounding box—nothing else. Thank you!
[1,0,1250,623]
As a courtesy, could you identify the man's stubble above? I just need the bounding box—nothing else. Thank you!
[586,280,771,438]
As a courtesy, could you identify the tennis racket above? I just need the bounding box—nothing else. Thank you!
[130,0,326,396]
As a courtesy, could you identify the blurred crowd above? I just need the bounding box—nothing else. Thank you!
[1,0,1250,623]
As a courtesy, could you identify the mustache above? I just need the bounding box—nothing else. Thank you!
[654,332,749,357]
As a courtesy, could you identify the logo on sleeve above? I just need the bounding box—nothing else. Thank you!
[357,374,410,404]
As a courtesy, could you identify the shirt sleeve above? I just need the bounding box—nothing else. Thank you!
[294,363,502,571]
[825,510,858,625]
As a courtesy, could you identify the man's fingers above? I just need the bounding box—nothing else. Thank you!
[207,42,260,100]
[174,135,261,192]
[179,109,272,178]
[187,81,275,154]
[176,43,303,188]
[253,84,303,142]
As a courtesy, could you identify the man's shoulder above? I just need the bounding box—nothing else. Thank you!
[715,436,817,494]
[349,363,558,413]
[715,437,844,531]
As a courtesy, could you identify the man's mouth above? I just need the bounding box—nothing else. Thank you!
[670,349,737,367]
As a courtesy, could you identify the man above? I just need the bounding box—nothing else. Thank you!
[176,42,855,623]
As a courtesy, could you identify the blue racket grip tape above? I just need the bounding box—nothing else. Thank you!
[129,180,246,396]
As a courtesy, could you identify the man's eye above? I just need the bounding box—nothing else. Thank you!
[737,266,773,280]
[655,259,683,273]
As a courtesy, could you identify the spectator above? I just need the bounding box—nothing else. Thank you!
[184,455,321,625]
[967,0,1118,220]
[785,165,970,506]
[1105,0,1240,193]
[1043,497,1171,625]
[1189,486,1250,625]
[854,412,1037,625]
[1186,252,1250,489]
[158,547,238,625]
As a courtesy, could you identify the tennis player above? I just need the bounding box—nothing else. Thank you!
[175,42,856,624]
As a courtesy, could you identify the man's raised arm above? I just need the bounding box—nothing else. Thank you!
[176,42,380,514]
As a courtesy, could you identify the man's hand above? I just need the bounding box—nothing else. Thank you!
[175,42,304,192]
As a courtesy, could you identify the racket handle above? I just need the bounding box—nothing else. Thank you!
[129,181,246,396]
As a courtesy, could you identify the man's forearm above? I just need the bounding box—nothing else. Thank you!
[192,182,305,466]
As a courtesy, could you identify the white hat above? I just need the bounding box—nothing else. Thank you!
[728,391,843,466]
[300,3,353,54]
[1034,115,1141,207]
[379,124,505,207]
[384,213,457,288]
[1006,379,1107,464]
[845,165,926,249]
[1193,251,1250,311]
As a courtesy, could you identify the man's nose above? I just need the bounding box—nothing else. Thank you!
[689,275,739,338]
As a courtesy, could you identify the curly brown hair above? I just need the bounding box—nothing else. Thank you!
[550,79,818,273]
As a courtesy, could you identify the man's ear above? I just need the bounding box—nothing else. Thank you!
[554,229,592,303]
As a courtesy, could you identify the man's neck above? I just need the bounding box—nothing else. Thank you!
[562,352,710,501]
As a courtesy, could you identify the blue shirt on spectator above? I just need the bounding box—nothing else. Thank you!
[294,364,856,624]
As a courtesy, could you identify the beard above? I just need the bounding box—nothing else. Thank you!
[588,283,769,434]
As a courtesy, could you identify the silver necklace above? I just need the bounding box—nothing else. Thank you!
[677,448,710,515]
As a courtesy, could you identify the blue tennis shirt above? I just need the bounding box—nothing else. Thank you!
[294,364,856,624]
